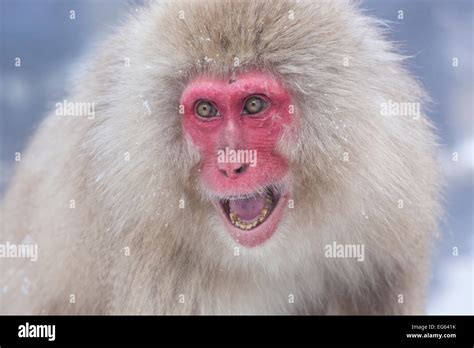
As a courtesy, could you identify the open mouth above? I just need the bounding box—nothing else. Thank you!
[215,186,287,247]
[221,189,280,230]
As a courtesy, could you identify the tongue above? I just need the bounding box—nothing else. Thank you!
[229,195,267,222]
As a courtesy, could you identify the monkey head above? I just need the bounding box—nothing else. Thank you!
[81,0,438,275]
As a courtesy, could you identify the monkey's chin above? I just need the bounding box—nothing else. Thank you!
[214,187,288,248]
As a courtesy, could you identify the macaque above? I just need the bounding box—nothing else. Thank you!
[1,0,440,314]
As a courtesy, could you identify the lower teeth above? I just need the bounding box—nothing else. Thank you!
[229,206,270,231]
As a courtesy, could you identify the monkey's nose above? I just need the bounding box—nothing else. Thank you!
[218,163,248,179]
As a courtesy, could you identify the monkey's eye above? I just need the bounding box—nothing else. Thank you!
[195,101,219,118]
[243,96,268,115]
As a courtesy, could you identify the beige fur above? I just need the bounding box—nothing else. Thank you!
[0,0,440,314]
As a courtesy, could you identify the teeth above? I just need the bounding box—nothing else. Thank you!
[227,192,275,231]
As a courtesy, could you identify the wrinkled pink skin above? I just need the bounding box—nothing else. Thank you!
[181,71,294,247]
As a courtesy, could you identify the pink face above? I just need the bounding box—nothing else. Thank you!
[180,71,294,247]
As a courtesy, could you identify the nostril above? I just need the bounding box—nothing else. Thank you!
[218,164,248,178]
[234,164,247,174]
